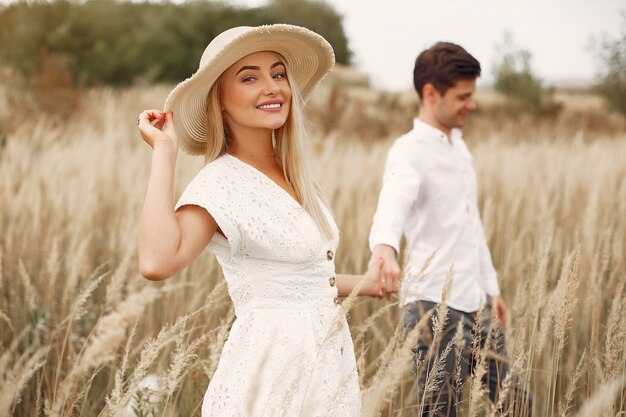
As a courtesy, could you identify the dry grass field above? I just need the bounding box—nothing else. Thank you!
[0,74,625,416]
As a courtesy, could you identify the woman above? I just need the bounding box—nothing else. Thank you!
[137,25,385,416]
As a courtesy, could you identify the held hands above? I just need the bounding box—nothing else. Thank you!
[362,245,402,299]
[137,110,178,151]
[371,244,402,299]
[362,256,385,298]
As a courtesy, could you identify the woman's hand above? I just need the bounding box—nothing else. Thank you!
[362,256,386,298]
[335,258,393,298]
[137,110,178,151]
[371,244,402,299]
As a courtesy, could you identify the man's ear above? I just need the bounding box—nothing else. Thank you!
[422,83,436,103]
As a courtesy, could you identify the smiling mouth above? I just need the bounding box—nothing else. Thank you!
[257,103,282,110]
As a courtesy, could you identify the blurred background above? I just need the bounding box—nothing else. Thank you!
[1,0,625,140]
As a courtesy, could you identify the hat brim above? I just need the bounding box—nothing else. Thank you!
[164,24,335,155]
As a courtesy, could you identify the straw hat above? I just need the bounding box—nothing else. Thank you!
[164,24,335,155]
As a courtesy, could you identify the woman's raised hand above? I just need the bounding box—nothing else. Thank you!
[137,110,178,150]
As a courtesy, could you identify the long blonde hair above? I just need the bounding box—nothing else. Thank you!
[203,62,336,241]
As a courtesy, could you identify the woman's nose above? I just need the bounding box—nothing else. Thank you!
[262,78,280,95]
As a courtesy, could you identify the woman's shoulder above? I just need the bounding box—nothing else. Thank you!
[192,154,240,181]
[177,154,241,209]
[197,153,231,173]
[182,154,233,192]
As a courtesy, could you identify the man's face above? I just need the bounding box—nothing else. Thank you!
[431,78,477,130]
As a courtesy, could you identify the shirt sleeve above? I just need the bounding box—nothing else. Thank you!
[174,164,241,258]
[477,221,500,296]
[368,140,422,254]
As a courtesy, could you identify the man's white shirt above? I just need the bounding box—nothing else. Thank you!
[369,119,500,312]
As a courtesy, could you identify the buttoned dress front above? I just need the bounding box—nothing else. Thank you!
[175,154,360,417]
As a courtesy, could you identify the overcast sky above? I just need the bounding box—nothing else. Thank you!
[233,0,624,91]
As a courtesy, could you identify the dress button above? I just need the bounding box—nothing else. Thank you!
[333,296,339,305]
[326,250,334,261]
[329,276,336,287]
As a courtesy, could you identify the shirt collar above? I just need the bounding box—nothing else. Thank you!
[412,118,464,145]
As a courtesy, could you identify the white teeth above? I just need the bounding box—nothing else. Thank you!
[258,103,281,109]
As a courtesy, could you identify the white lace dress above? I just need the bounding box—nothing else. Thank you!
[175,154,360,417]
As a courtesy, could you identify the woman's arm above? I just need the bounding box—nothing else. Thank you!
[137,110,218,281]
[335,256,385,297]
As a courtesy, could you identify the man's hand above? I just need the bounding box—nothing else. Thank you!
[370,244,402,298]
[490,296,508,327]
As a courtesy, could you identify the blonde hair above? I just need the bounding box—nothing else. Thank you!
[204,81,228,160]
[203,63,336,241]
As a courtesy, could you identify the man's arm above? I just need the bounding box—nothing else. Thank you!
[477,222,507,326]
[368,141,422,295]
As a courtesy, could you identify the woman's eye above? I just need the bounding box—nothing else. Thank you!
[242,76,255,83]
[273,72,287,80]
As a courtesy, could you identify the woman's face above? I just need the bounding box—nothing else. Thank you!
[220,51,292,137]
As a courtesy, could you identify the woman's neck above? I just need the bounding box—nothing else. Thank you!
[228,126,275,157]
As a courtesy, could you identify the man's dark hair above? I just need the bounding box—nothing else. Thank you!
[413,42,481,99]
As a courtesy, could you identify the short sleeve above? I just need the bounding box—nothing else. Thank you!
[174,162,241,258]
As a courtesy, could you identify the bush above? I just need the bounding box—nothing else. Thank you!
[267,0,351,65]
[592,12,626,115]
[492,32,560,116]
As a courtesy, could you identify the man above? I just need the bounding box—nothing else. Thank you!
[368,42,532,416]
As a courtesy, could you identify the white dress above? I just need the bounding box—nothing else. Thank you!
[175,154,360,417]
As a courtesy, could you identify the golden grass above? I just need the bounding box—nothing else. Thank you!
[0,83,625,416]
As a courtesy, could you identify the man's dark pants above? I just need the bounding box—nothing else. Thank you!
[403,300,532,417]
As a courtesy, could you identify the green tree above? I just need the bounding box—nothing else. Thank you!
[0,0,350,86]
[592,12,626,115]
[266,0,351,65]
[492,32,548,112]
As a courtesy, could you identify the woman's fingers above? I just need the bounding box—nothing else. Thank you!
[393,270,401,292]
[375,256,385,297]
[365,255,385,298]
[137,110,168,135]
[152,116,166,130]
[385,271,396,300]
[162,111,178,140]
[379,270,387,295]
[368,253,401,300]
[138,109,166,125]
[137,110,177,149]
[381,262,401,299]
